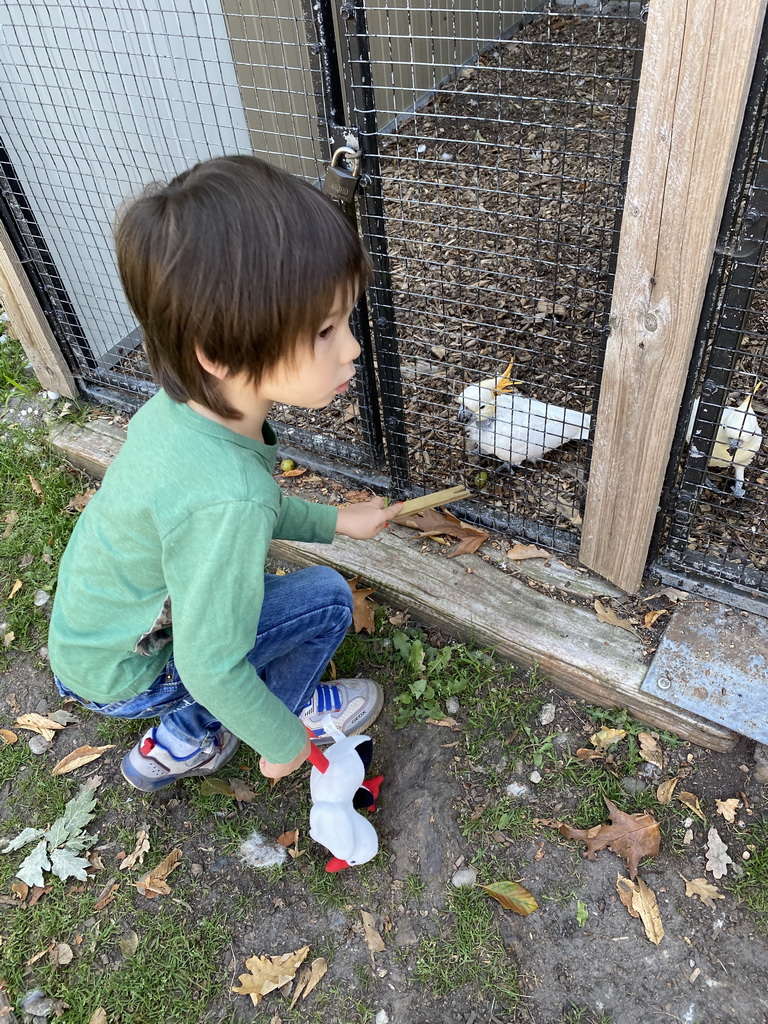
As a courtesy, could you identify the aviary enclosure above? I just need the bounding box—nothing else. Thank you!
[0,0,766,609]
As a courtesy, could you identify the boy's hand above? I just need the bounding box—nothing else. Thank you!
[335,497,403,540]
[259,736,311,779]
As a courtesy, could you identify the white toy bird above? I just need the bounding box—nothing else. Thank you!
[456,357,592,467]
[686,382,763,498]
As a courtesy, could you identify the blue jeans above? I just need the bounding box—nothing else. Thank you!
[54,566,353,747]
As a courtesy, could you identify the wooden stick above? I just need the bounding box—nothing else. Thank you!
[391,485,470,520]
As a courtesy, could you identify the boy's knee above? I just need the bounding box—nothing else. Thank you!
[307,565,354,620]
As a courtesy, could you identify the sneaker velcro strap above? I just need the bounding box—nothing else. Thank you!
[315,684,342,713]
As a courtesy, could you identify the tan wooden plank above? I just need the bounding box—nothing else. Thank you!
[0,222,77,398]
[49,419,126,477]
[271,527,737,752]
[580,0,767,593]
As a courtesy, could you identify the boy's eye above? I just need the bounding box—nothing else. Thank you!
[317,325,334,340]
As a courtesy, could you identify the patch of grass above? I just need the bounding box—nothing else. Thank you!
[0,422,89,661]
[0,331,37,398]
[413,886,521,1008]
[461,797,539,845]
[563,1006,614,1024]
[403,870,426,902]
[726,818,768,918]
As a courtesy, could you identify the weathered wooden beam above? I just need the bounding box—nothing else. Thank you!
[580,0,767,593]
[0,221,77,399]
[271,528,737,752]
[49,418,737,751]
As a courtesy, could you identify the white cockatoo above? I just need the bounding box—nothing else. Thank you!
[456,357,592,467]
[686,382,763,498]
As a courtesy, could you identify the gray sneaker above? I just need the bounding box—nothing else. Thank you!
[121,726,240,792]
[299,678,384,745]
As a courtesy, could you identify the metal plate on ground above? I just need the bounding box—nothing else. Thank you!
[641,600,768,744]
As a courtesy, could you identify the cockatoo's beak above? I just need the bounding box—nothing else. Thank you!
[456,405,474,424]
[492,356,523,397]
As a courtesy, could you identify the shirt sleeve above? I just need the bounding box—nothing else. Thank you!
[161,500,308,764]
[273,491,338,543]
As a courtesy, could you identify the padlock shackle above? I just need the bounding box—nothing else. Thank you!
[330,145,361,175]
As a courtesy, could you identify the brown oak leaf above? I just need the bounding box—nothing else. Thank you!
[559,798,660,879]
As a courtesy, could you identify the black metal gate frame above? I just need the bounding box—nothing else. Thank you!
[652,17,768,607]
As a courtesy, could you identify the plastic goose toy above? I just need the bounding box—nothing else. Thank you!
[306,720,383,872]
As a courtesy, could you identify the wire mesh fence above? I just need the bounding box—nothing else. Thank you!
[657,44,768,600]
[342,0,643,549]
[0,0,645,555]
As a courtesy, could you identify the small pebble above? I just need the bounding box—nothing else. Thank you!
[33,590,50,608]
[45,390,61,401]
[28,735,52,755]
[416,143,427,154]
[375,1011,390,1024]
[620,777,647,797]
[446,697,460,715]
[451,866,478,887]
[506,781,531,800]
[539,703,556,726]
[529,770,542,784]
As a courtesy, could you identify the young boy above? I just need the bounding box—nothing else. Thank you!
[49,155,399,792]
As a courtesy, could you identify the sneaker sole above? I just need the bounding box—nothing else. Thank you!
[120,734,240,792]
[309,687,384,746]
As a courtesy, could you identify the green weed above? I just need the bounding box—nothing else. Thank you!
[413,886,521,1007]
[726,818,768,919]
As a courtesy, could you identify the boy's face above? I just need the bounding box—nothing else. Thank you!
[258,289,362,410]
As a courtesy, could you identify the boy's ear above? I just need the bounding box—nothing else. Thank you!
[195,345,230,381]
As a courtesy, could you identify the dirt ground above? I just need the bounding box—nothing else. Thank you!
[2,644,767,1024]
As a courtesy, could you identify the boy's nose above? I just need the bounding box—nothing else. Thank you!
[344,324,361,363]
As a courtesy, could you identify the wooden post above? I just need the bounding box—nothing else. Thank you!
[0,222,78,398]
[580,0,766,593]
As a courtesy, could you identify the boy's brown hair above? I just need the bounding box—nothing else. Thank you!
[115,155,371,418]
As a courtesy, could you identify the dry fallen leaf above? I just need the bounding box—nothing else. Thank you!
[575,747,604,761]
[560,798,660,879]
[289,958,328,1008]
[0,728,18,745]
[506,543,551,561]
[589,727,626,754]
[594,600,637,635]
[277,466,308,478]
[276,830,301,859]
[28,475,44,500]
[638,732,663,770]
[360,910,386,952]
[679,873,724,910]
[51,744,114,776]
[347,575,377,633]
[134,848,182,898]
[119,930,139,957]
[229,778,257,803]
[88,1009,108,1024]
[50,941,74,966]
[616,875,664,945]
[232,946,310,1006]
[92,881,120,912]
[643,608,669,628]
[425,717,459,729]
[480,880,538,915]
[656,777,679,805]
[120,829,151,871]
[65,488,97,513]
[8,578,22,600]
[16,712,68,742]
[705,827,733,880]
[677,791,706,821]
[2,510,19,539]
[394,507,488,557]
[715,797,740,823]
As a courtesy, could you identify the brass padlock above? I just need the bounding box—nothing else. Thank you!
[322,146,361,203]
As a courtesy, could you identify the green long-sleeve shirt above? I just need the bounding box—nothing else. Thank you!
[49,390,338,764]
